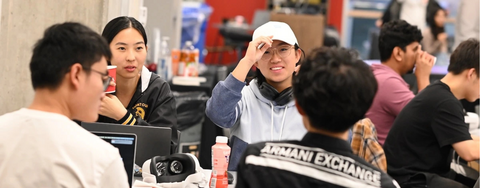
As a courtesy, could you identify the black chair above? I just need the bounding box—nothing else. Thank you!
[217,22,252,64]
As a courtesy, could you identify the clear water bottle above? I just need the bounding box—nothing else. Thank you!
[209,136,230,188]
[158,37,172,81]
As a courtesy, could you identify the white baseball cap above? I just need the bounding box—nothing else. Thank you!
[252,21,298,46]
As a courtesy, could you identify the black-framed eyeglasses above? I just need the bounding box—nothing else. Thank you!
[84,68,112,91]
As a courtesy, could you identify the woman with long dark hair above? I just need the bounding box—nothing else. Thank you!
[422,6,448,55]
[98,16,178,152]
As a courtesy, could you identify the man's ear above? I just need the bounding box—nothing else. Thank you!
[69,63,83,90]
[393,46,403,62]
[295,99,306,115]
[467,68,477,81]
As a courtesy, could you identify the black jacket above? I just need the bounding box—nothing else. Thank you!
[98,67,178,153]
[236,132,400,188]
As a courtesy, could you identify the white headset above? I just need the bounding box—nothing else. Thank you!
[142,153,207,188]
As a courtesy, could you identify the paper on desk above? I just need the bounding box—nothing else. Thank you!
[172,76,206,86]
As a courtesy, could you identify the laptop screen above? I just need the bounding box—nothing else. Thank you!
[93,132,136,186]
[81,122,171,165]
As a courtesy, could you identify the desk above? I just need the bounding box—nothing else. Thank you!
[469,161,480,172]
[169,65,217,96]
[203,170,237,188]
[133,170,237,188]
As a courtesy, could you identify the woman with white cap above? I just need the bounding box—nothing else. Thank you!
[205,21,307,170]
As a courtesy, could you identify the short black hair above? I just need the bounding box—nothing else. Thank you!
[30,22,112,90]
[293,47,378,132]
[448,38,479,76]
[378,20,423,62]
[255,44,304,85]
[101,16,148,46]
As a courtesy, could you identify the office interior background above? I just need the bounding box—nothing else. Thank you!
[0,0,470,114]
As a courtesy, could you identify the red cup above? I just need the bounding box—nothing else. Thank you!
[105,65,117,93]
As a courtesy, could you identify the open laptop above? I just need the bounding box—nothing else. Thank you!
[81,122,172,166]
[92,131,136,187]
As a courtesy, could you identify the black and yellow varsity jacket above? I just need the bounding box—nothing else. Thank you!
[97,66,178,153]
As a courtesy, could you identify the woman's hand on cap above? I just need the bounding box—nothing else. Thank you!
[244,36,273,66]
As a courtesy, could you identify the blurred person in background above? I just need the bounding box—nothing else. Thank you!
[398,0,429,29]
[422,6,448,55]
[453,0,479,50]
[378,0,442,28]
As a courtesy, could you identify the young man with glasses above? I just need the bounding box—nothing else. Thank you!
[206,21,307,170]
[0,22,129,187]
[86,68,113,91]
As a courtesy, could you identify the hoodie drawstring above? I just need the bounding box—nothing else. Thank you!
[270,102,274,141]
[279,106,287,140]
[270,102,288,141]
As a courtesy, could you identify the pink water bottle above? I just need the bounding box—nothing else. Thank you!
[209,136,230,188]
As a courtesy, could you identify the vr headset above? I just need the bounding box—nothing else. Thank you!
[142,153,207,188]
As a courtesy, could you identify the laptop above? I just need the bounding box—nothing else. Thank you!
[81,122,172,166]
[93,131,136,187]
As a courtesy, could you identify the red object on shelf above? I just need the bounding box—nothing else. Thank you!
[146,63,157,73]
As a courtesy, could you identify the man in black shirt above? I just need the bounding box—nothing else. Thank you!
[236,47,400,188]
[383,39,480,188]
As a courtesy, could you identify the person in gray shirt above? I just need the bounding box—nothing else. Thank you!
[453,0,479,50]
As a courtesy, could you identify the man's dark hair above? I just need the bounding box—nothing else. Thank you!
[378,20,423,62]
[293,47,378,132]
[448,38,479,76]
[30,22,112,90]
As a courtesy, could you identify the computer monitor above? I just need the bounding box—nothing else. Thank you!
[81,122,172,166]
[92,131,136,186]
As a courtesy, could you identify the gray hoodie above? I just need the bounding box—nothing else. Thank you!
[205,74,307,170]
